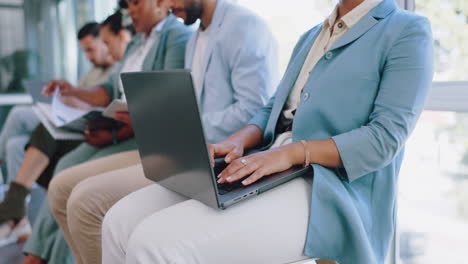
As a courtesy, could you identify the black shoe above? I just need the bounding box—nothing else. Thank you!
[0,182,30,224]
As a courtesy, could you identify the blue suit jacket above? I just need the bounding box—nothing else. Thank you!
[249,0,433,263]
[185,0,279,143]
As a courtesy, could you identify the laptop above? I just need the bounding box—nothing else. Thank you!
[23,80,50,104]
[122,70,312,209]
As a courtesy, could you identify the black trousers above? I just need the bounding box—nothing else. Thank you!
[26,124,82,189]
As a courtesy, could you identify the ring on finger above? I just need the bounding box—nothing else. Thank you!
[240,158,248,167]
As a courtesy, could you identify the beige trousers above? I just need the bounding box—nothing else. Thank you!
[48,150,153,264]
[101,167,330,264]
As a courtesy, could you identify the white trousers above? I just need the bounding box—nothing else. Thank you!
[101,164,314,264]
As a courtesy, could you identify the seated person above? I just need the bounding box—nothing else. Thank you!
[101,0,434,263]
[20,2,193,264]
[0,21,116,234]
[47,0,279,263]
[0,22,115,185]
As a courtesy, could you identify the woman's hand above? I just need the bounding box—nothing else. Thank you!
[114,112,135,141]
[217,142,304,186]
[116,122,134,141]
[115,112,132,126]
[85,121,134,147]
[84,128,113,147]
[208,140,244,167]
[207,124,264,166]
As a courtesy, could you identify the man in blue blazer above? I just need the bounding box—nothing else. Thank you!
[180,0,279,143]
[102,0,433,263]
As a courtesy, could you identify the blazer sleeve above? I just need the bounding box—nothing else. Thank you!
[332,17,434,182]
[99,71,119,100]
[201,16,279,142]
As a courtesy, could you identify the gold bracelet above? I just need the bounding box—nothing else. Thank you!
[300,140,310,167]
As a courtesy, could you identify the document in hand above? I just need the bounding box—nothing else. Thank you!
[49,89,105,131]
[102,99,128,119]
[33,103,86,140]
[32,90,108,140]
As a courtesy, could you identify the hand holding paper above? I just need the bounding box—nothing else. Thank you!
[42,80,77,97]
[84,128,114,147]
[115,112,132,125]
[102,99,128,120]
[51,89,88,127]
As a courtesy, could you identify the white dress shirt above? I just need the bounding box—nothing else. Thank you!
[191,26,211,96]
[118,18,167,101]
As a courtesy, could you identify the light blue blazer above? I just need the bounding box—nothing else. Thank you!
[249,0,434,263]
[185,0,279,143]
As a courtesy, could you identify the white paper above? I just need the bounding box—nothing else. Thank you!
[102,99,128,119]
[33,90,105,139]
[51,89,88,127]
[33,105,85,140]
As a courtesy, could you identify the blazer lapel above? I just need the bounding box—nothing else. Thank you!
[185,32,197,69]
[195,0,228,99]
[141,15,176,71]
[263,27,323,141]
[141,37,160,71]
[123,34,143,62]
[329,15,378,51]
[330,0,397,51]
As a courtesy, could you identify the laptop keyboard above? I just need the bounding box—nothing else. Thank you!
[213,160,245,195]
[217,180,244,195]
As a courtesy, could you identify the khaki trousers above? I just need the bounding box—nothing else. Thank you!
[48,150,152,264]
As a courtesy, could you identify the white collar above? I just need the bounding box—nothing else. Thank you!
[324,0,383,30]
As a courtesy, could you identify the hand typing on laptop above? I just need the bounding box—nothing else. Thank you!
[209,124,307,186]
[123,71,312,209]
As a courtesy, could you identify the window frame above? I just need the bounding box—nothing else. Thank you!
[425,82,468,112]
[0,0,22,8]
[393,1,468,264]
[0,3,22,8]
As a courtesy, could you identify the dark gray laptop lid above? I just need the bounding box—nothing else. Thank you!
[122,71,219,208]
[23,80,50,104]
